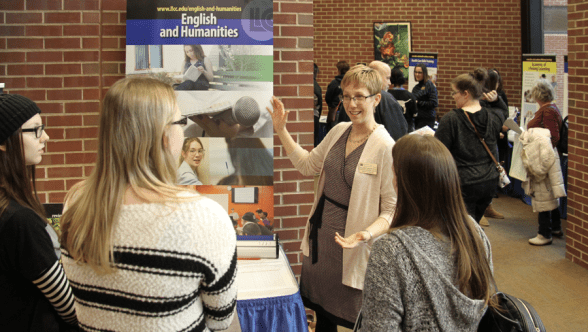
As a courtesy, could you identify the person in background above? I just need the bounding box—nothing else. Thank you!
[435,73,505,224]
[367,60,409,140]
[526,80,566,246]
[242,212,272,235]
[325,60,350,127]
[412,63,438,130]
[389,66,417,132]
[268,65,397,330]
[473,68,509,224]
[488,68,510,165]
[314,63,323,147]
[360,134,496,331]
[259,211,272,230]
[60,77,236,331]
[175,44,214,91]
[178,137,204,185]
[255,208,264,221]
[0,94,77,331]
[229,208,240,224]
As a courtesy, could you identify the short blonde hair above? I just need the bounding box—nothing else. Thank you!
[340,65,382,95]
[530,79,555,103]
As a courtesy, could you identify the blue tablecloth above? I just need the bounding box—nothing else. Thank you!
[237,291,307,332]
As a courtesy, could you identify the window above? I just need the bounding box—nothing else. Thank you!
[135,45,163,70]
[544,6,567,34]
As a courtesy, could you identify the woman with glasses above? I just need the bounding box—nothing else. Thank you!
[0,94,78,331]
[435,73,505,224]
[412,63,438,130]
[268,65,396,331]
[60,77,237,331]
[178,137,205,185]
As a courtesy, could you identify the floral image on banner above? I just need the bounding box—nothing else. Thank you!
[373,22,411,79]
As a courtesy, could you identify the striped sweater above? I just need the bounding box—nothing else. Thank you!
[62,194,237,332]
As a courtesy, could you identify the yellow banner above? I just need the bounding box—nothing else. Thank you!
[523,61,557,74]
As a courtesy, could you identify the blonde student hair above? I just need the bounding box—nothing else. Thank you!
[61,77,188,273]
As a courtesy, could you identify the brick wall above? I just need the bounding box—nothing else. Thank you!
[314,0,522,117]
[565,0,588,270]
[544,34,568,106]
[273,0,314,277]
[0,0,314,276]
[0,0,126,203]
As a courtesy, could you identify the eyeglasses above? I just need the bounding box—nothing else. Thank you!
[450,90,461,96]
[171,117,188,127]
[188,149,205,155]
[339,94,376,104]
[21,124,45,138]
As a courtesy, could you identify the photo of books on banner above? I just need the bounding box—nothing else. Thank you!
[177,137,273,186]
[194,185,275,235]
[178,90,273,138]
[125,44,273,91]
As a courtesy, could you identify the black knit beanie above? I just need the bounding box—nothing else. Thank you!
[0,94,42,144]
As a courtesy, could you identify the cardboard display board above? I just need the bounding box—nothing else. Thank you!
[125,0,275,237]
[521,54,557,130]
[408,52,438,92]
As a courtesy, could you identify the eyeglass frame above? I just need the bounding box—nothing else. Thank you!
[339,94,377,104]
[171,116,188,126]
[21,124,46,138]
[186,148,205,155]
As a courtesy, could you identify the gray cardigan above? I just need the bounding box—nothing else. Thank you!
[361,224,492,332]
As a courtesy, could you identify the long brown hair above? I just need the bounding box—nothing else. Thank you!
[60,77,187,274]
[184,45,205,62]
[391,135,496,307]
[0,129,46,221]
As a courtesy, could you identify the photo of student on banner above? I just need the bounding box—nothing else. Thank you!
[125,44,273,91]
[177,137,209,185]
[175,45,214,91]
[179,91,273,138]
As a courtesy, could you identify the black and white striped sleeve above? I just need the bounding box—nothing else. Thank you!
[32,261,77,325]
[198,202,238,331]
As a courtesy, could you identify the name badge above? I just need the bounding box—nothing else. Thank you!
[358,162,377,175]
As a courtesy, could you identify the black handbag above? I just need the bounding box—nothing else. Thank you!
[478,292,546,332]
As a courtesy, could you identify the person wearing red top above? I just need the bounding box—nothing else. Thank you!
[527,79,564,246]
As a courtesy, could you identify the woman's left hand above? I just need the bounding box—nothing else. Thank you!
[197,66,205,73]
[335,231,370,249]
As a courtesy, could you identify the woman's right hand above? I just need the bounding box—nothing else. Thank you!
[267,96,289,133]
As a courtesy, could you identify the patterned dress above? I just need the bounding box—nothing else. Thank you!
[300,126,366,325]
